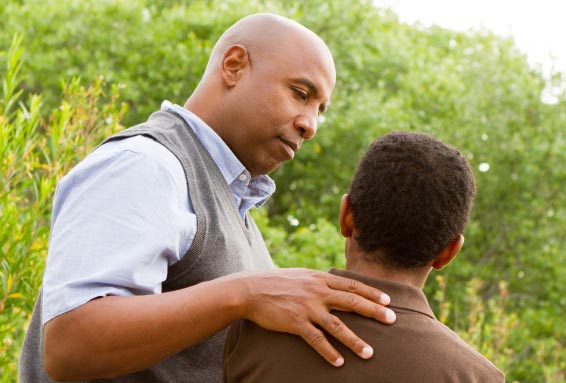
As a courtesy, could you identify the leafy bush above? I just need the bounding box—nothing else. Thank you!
[0,0,274,126]
[0,35,127,380]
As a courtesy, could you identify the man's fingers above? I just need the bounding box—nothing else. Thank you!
[324,274,396,324]
[299,324,345,367]
[329,289,396,324]
[318,313,374,360]
[325,274,391,306]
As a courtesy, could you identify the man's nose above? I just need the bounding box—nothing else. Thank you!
[295,113,318,140]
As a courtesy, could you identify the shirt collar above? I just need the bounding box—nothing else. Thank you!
[160,101,275,209]
[329,268,436,319]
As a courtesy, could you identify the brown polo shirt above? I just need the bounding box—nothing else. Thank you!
[223,268,504,383]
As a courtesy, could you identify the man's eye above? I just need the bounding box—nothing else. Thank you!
[292,88,307,102]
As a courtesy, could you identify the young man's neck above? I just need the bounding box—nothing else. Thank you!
[345,255,431,290]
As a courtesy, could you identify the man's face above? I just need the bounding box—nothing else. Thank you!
[222,36,335,177]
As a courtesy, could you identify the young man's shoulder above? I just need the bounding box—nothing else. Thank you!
[333,309,505,382]
[224,313,504,383]
[432,320,505,382]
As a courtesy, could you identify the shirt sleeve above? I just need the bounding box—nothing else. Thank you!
[41,136,196,324]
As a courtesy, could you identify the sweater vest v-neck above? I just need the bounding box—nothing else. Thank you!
[19,110,274,383]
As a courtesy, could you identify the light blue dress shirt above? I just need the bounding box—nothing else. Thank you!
[41,101,275,324]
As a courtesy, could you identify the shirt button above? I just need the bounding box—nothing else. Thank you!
[239,173,248,182]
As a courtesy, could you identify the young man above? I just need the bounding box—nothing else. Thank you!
[19,13,396,383]
[223,132,505,382]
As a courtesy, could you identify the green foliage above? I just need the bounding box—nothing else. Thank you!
[0,0,281,126]
[433,276,566,382]
[252,209,346,271]
[1,0,565,382]
[0,35,127,380]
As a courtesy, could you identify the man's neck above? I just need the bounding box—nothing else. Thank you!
[345,257,431,290]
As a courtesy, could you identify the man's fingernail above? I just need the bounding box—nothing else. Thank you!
[361,346,373,358]
[335,357,344,367]
[380,293,391,305]
[386,309,396,323]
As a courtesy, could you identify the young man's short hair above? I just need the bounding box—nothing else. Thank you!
[349,131,476,269]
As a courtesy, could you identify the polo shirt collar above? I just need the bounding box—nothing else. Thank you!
[329,268,436,320]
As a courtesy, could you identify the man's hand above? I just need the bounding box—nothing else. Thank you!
[234,268,396,366]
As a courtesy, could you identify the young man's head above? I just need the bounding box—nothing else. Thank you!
[340,131,476,286]
[185,13,336,177]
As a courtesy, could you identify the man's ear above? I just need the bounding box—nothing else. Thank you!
[339,194,354,238]
[432,234,464,270]
[220,45,249,87]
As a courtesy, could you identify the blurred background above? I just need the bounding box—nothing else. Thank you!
[377,0,566,104]
[1,1,564,381]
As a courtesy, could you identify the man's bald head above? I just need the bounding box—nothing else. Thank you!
[204,13,334,79]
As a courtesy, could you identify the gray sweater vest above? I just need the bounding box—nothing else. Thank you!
[19,110,274,382]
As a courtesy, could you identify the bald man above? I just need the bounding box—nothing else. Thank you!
[19,13,395,383]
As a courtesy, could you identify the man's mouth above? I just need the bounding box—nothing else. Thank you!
[279,137,300,159]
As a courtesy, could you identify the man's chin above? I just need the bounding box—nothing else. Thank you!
[255,161,284,177]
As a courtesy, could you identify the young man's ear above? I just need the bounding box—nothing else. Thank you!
[221,45,249,87]
[432,234,464,270]
[339,194,354,238]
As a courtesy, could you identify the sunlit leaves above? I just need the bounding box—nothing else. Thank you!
[0,36,126,379]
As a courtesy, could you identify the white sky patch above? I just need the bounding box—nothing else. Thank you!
[374,0,566,103]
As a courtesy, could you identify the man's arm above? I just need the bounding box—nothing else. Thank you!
[44,268,394,381]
